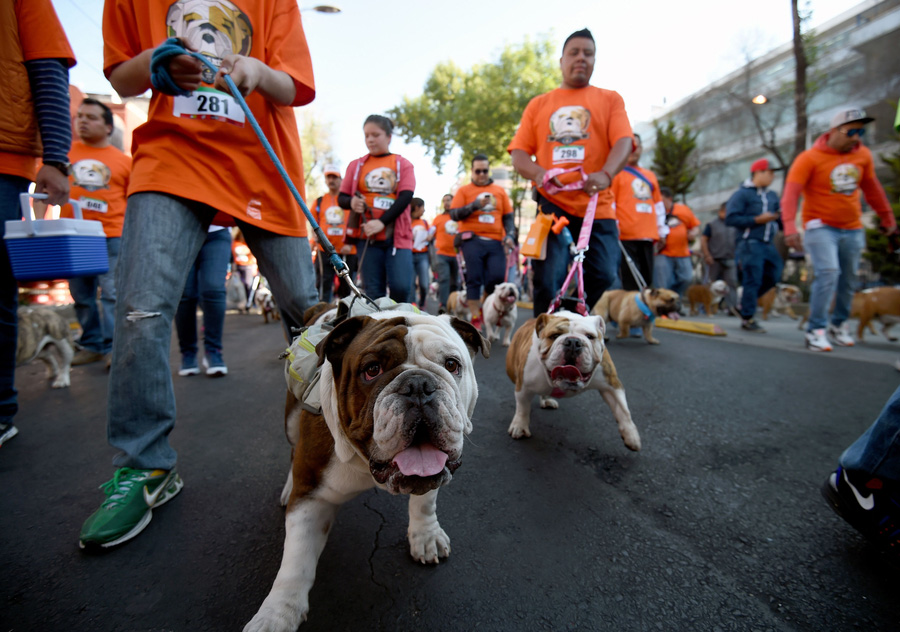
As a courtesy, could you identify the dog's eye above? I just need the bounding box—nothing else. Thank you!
[361,362,382,382]
[444,358,461,375]
[585,333,596,341]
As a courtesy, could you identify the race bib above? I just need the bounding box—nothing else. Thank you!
[326,227,344,236]
[477,214,495,224]
[173,87,245,127]
[552,145,585,163]
[79,197,108,213]
[373,196,393,210]
[635,203,653,214]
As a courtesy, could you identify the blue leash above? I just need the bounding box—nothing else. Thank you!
[150,39,367,301]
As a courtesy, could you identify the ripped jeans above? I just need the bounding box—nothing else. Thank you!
[108,193,318,470]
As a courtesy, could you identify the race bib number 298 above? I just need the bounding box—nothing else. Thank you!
[553,145,585,163]
[173,87,245,127]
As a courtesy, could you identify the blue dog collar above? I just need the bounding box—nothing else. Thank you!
[634,293,655,321]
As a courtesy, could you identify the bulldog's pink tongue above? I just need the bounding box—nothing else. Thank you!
[505,295,516,303]
[667,312,680,321]
[551,365,582,381]
[392,443,448,477]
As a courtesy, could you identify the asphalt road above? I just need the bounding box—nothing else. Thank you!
[2,306,899,632]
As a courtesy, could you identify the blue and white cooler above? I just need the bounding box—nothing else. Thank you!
[5,192,109,281]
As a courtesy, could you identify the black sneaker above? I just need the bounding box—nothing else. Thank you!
[741,318,766,333]
[822,466,900,560]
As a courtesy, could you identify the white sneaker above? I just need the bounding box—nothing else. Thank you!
[805,328,833,352]
[827,323,855,347]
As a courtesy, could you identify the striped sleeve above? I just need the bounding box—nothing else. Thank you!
[23,58,72,164]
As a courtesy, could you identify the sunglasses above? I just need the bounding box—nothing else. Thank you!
[473,169,489,175]
[843,128,865,138]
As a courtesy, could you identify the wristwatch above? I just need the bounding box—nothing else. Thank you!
[43,161,71,177]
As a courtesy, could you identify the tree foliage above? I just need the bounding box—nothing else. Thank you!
[863,142,900,283]
[388,38,559,174]
[297,109,335,201]
[651,119,698,200]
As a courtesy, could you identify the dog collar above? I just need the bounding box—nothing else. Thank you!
[634,293,655,321]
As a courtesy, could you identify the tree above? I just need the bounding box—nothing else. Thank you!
[792,0,810,161]
[651,119,698,200]
[863,142,900,283]
[297,109,335,202]
[388,37,559,218]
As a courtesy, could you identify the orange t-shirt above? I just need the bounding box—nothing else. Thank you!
[314,191,355,254]
[411,218,431,253]
[102,0,315,237]
[507,86,632,219]
[612,166,663,241]
[0,0,76,181]
[432,213,459,257]
[59,142,131,237]
[450,182,513,240]
[340,154,414,247]
[659,203,699,258]
[232,239,256,268]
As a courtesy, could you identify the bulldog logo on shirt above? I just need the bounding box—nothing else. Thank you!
[630,177,652,201]
[364,167,397,195]
[444,219,459,235]
[830,163,860,196]
[166,0,253,84]
[324,206,344,225]
[71,160,112,192]
[547,106,590,145]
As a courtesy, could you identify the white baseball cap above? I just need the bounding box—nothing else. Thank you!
[323,164,341,177]
[830,107,874,129]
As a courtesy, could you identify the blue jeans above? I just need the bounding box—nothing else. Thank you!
[0,175,29,425]
[358,243,412,303]
[174,228,231,357]
[804,226,865,331]
[653,254,693,296]
[411,251,431,306]
[69,237,121,354]
[840,384,900,482]
[108,193,318,470]
[460,237,505,301]
[433,254,459,308]
[735,239,783,320]
[532,210,619,316]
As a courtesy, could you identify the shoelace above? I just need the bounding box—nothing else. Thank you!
[99,468,144,508]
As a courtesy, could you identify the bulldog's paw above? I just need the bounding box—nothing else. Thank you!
[646,337,660,344]
[408,524,451,564]
[539,396,558,409]
[243,604,308,632]
[502,338,511,347]
[507,419,532,439]
[51,374,70,388]
[622,428,642,452]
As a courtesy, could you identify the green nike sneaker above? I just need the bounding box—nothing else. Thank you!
[79,467,183,550]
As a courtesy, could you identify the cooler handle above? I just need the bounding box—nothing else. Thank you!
[18,193,83,236]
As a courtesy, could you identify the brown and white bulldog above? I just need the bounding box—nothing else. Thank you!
[445,290,471,322]
[481,281,519,347]
[591,288,681,345]
[504,310,640,450]
[254,286,281,324]
[852,286,900,341]
[686,280,729,316]
[16,306,73,389]
[758,283,802,320]
[244,311,489,632]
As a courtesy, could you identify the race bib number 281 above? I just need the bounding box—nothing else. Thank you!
[173,87,245,127]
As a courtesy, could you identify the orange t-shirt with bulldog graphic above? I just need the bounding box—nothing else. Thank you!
[313,191,355,254]
[432,213,458,257]
[659,203,699,258]
[508,86,633,219]
[59,141,131,238]
[612,165,663,241]
[102,0,315,237]
[340,153,415,248]
[450,182,512,240]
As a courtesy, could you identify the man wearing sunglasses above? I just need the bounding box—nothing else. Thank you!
[782,107,897,352]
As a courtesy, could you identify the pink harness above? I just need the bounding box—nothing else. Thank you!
[543,167,598,316]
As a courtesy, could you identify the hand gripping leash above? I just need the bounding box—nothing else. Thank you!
[150,38,374,307]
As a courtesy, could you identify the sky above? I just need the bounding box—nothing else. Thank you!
[53,0,858,215]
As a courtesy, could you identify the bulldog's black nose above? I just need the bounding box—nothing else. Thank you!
[403,374,436,405]
[563,337,583,352]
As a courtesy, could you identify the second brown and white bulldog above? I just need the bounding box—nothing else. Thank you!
[758,283,802,320]
[504,310,640,450]
[244,310,489,632]
[591,288,681,345]
[445,290,471,322]
[481,281,519,347]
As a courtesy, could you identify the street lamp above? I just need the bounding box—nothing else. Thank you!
[303,4,341,13]
[751,94,768,105]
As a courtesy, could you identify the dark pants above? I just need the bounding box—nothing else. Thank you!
[619,240,654,291]
[317,251,358,303]
[737,239,783,320]
[434,254,459,308]
[175,227,232,356]
[460,237,506,301]
[0,175,28,425]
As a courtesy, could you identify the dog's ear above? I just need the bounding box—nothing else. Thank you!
[449,317,490,359]
[319,316,371,370]
[649,288,659,297]
[535,313,551,337]
[592,314,606,337]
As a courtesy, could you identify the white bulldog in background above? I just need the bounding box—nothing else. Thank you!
[244,311,489,632]
[481,281,519,347]
[505,310,640,451]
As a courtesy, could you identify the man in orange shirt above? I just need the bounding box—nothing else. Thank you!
[611,133,667,290]
[449,155,515,325]
[0,0,75,448]
[313,164,356,303]
[432,193,461,313]
[80,0,319,550]
[783,107,897,352]
[653,187,700,297]
[61,99,132,366]
[509,28,633,316]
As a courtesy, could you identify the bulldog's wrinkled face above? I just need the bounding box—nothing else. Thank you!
[493,282,519,305]
[534,310,605,393]
[319,312,488,495]
[646,288,682,318]
[777,284,802,304]
[710,280,728,297]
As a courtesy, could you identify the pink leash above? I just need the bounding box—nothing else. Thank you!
[543,167,598,316]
